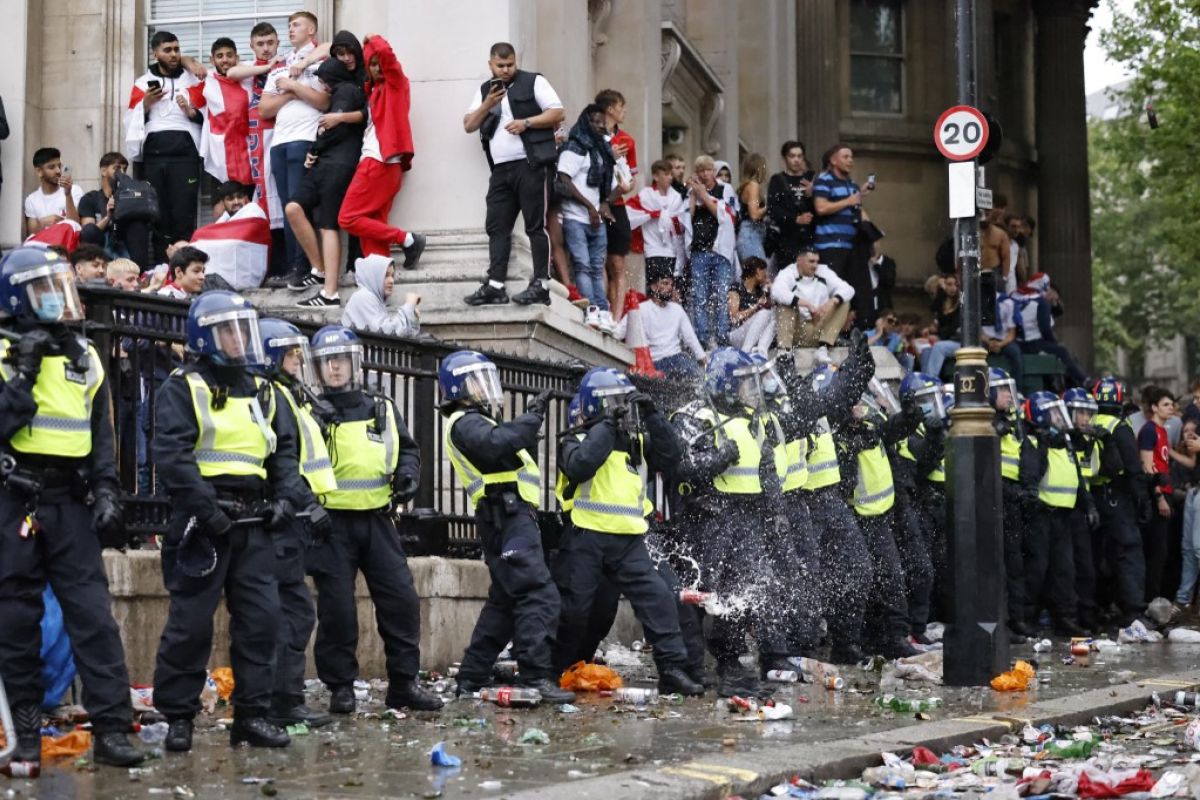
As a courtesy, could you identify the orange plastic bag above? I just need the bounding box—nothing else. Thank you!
[211,667,235,701]
[559,661,624,691]
[42,730,92,758]
[990,659,1036,691]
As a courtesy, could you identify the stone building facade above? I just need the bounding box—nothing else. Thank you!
[0,0,1096,365]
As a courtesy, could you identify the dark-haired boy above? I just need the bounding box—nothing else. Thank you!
[24,147,82,237]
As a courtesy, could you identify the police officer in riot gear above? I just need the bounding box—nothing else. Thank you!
[306,326,441,713]
[989,367,1035,639]
[1089,377,1150,629]
[152,290,303,751]
[0,246,143,772]
[258,318,335,728]
[552,368,704,696]
[441,350,576,705]
[1064,387,1103,633]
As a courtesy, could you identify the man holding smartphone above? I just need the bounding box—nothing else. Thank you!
[122,31,204,262]
[462,42,564,307]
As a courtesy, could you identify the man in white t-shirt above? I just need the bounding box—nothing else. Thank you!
[462,42,564,307]
[258,11,331,285]
[982,292,1023,388]
[770,248,855,360]
[24,147,82,237]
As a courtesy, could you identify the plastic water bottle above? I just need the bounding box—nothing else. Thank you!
[612,687,659,705]
[475,686,541,708]
[792,656,840,685]
[138,721,170,744]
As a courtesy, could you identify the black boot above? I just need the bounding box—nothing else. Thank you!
[385,678,445,711]
[518,677,576,705]
[454,676,489,697]
[93,731,145,767]
[8,703,42,776]
[328,685,356,714]
[716,665,762,698]
[165,718,194,752]
[658,667,705,697]
[1009,619,1036,638]
[230,717,291,748]
[828,643,865,665]
[881,638,922,659]
[1052,617,1088,637]
[268,703,333,729]
[512,281,550,305]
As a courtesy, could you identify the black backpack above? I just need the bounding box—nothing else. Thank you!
[113,171,160,225]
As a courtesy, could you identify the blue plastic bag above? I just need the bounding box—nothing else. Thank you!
[41,586,78,710]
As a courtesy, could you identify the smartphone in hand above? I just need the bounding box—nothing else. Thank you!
[866,172,877,191]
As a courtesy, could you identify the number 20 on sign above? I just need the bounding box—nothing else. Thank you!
[934,105,989,161]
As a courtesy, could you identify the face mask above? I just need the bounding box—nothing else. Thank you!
[35,292,65,322]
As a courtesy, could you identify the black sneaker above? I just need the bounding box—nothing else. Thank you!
[297,292,340,308]
[464,283,509,306]
[512,282,550,305]
[268,703,333,729]
[518,677,576,705]
[658,667,705,697]
[828,644,865,665]
[264,275,292,289]
[455,676,489,697]
[385,678,445,711]
[401,233,427,270]
[328,685,356,714]
[230,717,290,748]
[165,718,194,752]
[288,270,324,291]
[93,731,145,767]
[882,638,922,659]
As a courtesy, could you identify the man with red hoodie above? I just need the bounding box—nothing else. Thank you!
[336,34,426,269]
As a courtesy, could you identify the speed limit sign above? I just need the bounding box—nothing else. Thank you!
[934,105,989,161]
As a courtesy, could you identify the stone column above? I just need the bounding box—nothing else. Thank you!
[1033,0,1096,370]
[794,0,840,158]
[738,0,797,159]
[682,0,739,162]
[0,0,32,248]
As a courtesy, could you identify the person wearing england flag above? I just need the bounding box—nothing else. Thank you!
[198,38,253,188]
[123,30,204,260]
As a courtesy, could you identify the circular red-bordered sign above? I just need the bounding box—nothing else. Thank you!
[934,105,989,161]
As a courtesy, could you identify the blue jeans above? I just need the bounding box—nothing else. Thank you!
[271,140,313,271]
[921,340,961,381]
[996,342,1024,388]
[563,219,609,311]
[1177,489,1200,604]
[654,352,703,380]
[688,250,734,346]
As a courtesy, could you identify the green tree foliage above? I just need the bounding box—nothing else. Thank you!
[1091,0,1200,374]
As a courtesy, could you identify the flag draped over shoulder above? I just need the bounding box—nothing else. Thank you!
[190,203,271,290]
[199,75,253,184]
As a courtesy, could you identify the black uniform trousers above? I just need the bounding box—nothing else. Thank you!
[272,522,316,709]
[0,484,133,731]
[1070,505,1098,626]
[155,508,279,719]
[892,487,935,636]
[859,509,911,650]
[919,482,950,620]
[1023,505,1076,624]
[307,509,422,689]
[772,492,823,655]
[804,486,871,653]
[139,155,200,258]
[458,497,560,684]
[484,160,551,284]
[1142,510,1172,603]
[1092,484,1147,622]
[1001,482,1028,627]
[553,526,689,673]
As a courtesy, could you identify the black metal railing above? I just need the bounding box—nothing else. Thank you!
[81,286,587,557]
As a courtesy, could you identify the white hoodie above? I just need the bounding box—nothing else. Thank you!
[341,254,420,338]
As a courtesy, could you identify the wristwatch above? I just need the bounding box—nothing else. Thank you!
[523,118,532,131]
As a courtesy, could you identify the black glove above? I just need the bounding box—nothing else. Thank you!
[925,414,945,432]
[392,472,419,505]
[628,391,657,416]
[849,326,870,362]
[993,415,1012,438]
[200,506,234,537]
[1068,429,1087,449]
[1085,498,1101,531]
[14,329,54,382]
[1045,430,1068,449]
[305,503,332,541]
[1137,496,1154,526]
[716,440,740,470]
[527,389,554,418]
[92,487,127,549]
[265,497,294,530]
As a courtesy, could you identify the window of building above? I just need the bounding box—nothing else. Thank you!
[850,0,905,115]
[146,0,295,61]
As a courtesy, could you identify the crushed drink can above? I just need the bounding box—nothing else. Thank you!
[1069,639,1090,657]
[679,588,712,606]
[825,675,845,691]
[728,695,758,712]
[612,687,658,705]
[765,669,799,683]
[0,761,40,778]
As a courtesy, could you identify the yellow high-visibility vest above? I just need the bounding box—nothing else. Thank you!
[444,410,542,508]
[0,339,102,458]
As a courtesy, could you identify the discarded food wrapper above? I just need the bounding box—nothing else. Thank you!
[1184,719,1200,752]
[1168,628,1200,643]
[519,728,551,745]
[210,667,234,701]
[41,730,92,758]
[430,741,462,767]
[1032,638,1052,653]
[1118,619,1164,644]
[130,685,155,712]
[478,780,503,791]
[991,660,1035,692]
[601,644,643,667]
[286,723,310,736]
[558,704,580,713]
[559,661,623,691]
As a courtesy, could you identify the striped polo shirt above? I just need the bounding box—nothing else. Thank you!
[812,170,861,251]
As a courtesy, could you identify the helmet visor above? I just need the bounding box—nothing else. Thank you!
[914,385,945,424]
[455,362,504,416]
[271,336,317,390]
[1044,399,1072,431]
[733,364,765,410]
[18,264,84,323]
[203,309,264,366]
[314,343,363,393]
[991,377,1018,410]
[1068,397,1098,428]
[593,384,635,418]
[868,377,900,416]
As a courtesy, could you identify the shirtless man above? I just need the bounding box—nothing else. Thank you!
[979,207,1011,278]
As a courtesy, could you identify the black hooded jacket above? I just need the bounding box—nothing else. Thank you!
[310,31,367,164]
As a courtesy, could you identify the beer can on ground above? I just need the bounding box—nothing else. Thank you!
[825,675,845,691]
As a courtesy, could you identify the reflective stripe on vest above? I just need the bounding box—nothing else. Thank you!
[927,457,946,483]
[571,434,652,535]
[444,410,542,508]
[324,401,401,510]
[1076,441,1100,483]
[853,443,896,516]
[0,340,101,458]
[278,385,337,496]
[695,408,762,494]
[781,436,809,493]
[185,372,275,480]
[1037,440,1079,509]
[803,419,840,490]
[1000,430,1021,482]
[1091,414,1128,486]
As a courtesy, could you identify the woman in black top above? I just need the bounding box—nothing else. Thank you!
[920,273,963,380]
[727,257,775,355]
